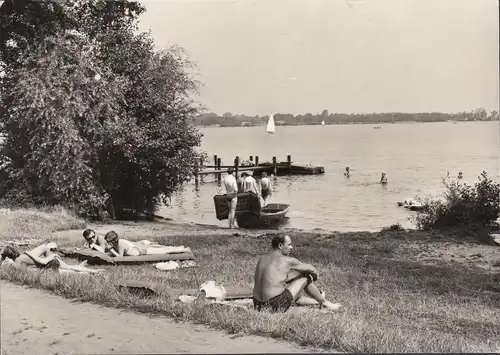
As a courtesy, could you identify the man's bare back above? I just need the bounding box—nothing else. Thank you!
[253,252,292,301]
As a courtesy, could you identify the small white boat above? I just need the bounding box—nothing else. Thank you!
[266,114,276,134]
[321,120,325,126]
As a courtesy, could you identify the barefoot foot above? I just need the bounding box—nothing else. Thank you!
[321,301,342,311]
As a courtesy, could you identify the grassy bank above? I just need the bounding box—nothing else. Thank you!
[1,209,500,352]
[0,207,86,241]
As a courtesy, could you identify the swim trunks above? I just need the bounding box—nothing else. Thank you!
[253,288,293,313]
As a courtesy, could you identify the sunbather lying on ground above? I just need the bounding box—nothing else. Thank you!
[253,234,342,313]
[0,243,104,273]
[83,229,111,254]
[104,231,192,257]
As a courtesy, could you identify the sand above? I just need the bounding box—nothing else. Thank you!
[1,281,322,355]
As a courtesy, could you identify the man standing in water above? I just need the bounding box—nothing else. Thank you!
[253,234,342,313]
[223,167,238,228]
[260,172,272,205]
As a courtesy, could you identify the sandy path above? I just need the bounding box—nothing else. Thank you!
[1,282,317,355]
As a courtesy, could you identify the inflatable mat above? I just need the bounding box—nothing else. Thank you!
[117,280,253,300]
[213,192,261,220]
[59,248,196,265]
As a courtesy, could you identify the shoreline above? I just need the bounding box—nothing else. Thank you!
[196,120,499,128]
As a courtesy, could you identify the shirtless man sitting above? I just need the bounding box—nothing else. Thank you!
[253,234,341,313]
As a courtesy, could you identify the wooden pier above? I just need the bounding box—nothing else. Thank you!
[193,154,325,186]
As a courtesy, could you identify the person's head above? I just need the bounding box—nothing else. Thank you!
[261,172,268,178]
[346,167,350,171]
[271,234,293,255]
[241,172,249,178]
[83,229,96,245]
[381,172,386,176]
[104,231,119,249]
[1,245,20,261]
[227,167,234,175]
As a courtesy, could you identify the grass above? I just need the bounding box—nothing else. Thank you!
[1,209,500,352]
[0,206,86,241]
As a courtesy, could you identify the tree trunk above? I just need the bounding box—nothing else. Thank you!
[107,197,116,220]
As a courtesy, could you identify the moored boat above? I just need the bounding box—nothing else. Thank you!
[213,192,290,229]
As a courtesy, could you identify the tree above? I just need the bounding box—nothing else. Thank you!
[0,0,203,219]
[473,107,487,121]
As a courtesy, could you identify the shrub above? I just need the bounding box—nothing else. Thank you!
[0,1,203,219]
[413,171,500,230]
[381,223,405,232]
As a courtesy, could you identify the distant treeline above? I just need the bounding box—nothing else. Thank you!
[194,108,499,127]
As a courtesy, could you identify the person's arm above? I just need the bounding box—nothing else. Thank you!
[89,243,105,253]
[285,257,318,279]
[115,240,126,257]
[231,179,238,193]
[89,235,107,253]
[252,180,260,195]
[23,250,57,266]
[109,248,120,257]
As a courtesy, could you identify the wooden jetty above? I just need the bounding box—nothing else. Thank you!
[193,154,325,185]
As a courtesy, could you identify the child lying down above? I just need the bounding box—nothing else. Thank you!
[1,242,104,274]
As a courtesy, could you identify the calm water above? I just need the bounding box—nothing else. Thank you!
[158,121,499,232]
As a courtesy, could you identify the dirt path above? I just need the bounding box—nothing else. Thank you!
[1,281,317,355]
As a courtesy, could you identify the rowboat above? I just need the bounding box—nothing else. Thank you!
[213,192,290,229]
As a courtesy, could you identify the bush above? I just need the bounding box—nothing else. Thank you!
[381,223,405,232]
[414,171,500,230]
[0,1,202,219]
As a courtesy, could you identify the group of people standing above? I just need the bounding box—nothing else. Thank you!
[222,168,272,229]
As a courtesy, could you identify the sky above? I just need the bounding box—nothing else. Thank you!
[136,0,499,116]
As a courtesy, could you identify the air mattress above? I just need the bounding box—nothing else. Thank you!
[59,248,195,265]
[213,192,261,220]
[118,280,253,300]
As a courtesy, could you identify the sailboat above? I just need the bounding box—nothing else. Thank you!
[266,114,276,134]
[321,120,325,126]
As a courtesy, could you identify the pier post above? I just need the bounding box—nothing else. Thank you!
[272,156,277,176]
[213,155,218,179]
[287,155,292,175]
[234,156,240,177]
[217,158,222,184]
[255,156,259,167]
[200,157,205,183]
[249,156,253,163]
[194,160,199,188]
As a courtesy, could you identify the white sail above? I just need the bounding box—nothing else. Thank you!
[321,120,325,125]
[266,114,276,134]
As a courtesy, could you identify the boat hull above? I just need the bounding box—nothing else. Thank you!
[236,203,290,229]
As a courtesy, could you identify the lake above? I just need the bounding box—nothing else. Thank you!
[158,121,499,232]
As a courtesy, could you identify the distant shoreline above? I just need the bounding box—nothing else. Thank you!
[195,119,498,128]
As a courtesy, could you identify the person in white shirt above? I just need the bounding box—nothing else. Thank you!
[223,167,239,228]
[241,172,266,207]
